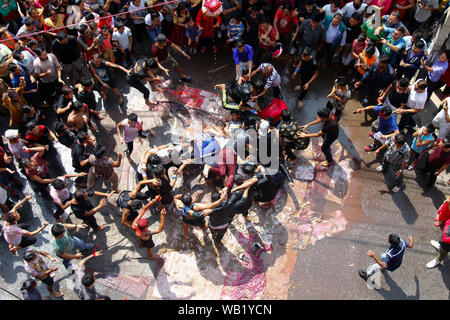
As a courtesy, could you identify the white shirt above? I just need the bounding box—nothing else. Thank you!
[15,50,35,74]
[403,36,427,52]
[144,11,164,26]
[407,79,428,110]
[414,0,439,23]
[321,4,342,18]
[33,53,61,83]
[112,27,132,50]
[341,2,367,18]
[129,0,146,24]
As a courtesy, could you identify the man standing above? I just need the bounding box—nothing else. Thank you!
[112,22,133,68]
[418,136,450,190]
[300,108,339,167]
[426,219,450,268]
[395,79,428,132]
[292,47,319,109]
[33,48,64,106]
[233,39,253,83]
[374,133,410,193]
[51,31,82,83]
[358,234,414,282]
[74,249,110,300]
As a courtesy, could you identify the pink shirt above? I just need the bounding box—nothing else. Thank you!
[1,221,26,246]
[49,178,71,205]
[121,118,142,143]
[352,39,367,56]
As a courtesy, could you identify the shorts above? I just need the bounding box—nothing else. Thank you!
[139,237,155,248]
[95,77,117,90]
[160,54,178,70]
[61,59,82,74]
[182,215,206,227]
[38,274,54,286]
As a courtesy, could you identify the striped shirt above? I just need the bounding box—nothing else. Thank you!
[384,136,411,165]
[258,63,281,89]
[227,21,244,42]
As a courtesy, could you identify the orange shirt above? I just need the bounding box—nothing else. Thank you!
[358,51,376,76]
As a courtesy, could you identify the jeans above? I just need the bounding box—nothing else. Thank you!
[61,236,94,269]
[321,139,334,163]
[367,253,387,276]
[146,26,163,44]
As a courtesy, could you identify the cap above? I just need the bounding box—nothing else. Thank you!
[155,34,167,43]
[137,218,149,229]
[4,129,19,140]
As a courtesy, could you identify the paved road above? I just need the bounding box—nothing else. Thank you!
[0,48,448,300]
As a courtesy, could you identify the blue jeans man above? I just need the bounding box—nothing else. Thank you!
[60,237,95,269]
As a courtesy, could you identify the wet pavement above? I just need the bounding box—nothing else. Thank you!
[0,47,449,300]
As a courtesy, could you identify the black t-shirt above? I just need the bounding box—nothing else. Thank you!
[322,119,339,142]
[387,81,408,109]
[51,36,81,64]
[117,190,139,221]
[128,59,151,82]
[89,60,113,83]
[22,110,40,127]
[299,58,318,82]
[58,130,76,148]
[71,199,94,220]
[75,87,96,111]
[55,95,73,122]
[344,20,362,44]
[72,142,90,172]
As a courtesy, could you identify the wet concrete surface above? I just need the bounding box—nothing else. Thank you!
[0,46,449,300]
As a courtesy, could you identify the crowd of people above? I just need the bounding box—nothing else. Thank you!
[0,0,449,300]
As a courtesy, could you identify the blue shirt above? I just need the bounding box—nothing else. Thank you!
[185,25,203,41]
[374,105,398,134]
[233,44,253,65]
[11,65,36,92]
[411,130,434,153]
[384,239,409,272]
[428,60,448,82]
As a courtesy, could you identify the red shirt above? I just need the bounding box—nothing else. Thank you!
[274,9,298,34]
[429,139,450,170]
[25,125,46,143]
[437,202,450,223]
[258,25,277,50]
[0,147,7,168]
[151,40,171,62]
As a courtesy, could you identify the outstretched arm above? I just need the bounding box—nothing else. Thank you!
[132,195,161,229]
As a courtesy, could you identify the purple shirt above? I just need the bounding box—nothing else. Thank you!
[429,60,448,82]
[233,44,253,65]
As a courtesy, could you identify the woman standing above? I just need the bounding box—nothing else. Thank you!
[170,2,190,48]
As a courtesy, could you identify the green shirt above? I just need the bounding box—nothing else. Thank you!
[51,228,73,257]
[361,20,378,41]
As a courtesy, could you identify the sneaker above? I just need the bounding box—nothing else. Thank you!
[426,258,441,269]
[358,269,368,280]
[392,186,402,193]
[376,165,384,172]
[430,240,441,251]
[364,144,375,152]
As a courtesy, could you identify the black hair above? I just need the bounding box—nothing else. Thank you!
[54,122,65,134]
[149,153,161,165]
[129,199,143,210]
[351,11,362,22]
[12,51,22,61]
[21,279,37,291]
[317,108,330,119]
[144,57,157,69]
[302,46,312,57]
[235,38,245,48]
[416,79,427,90]
[283,2,292,10]
[3,212,17,223]
[115,21,124,28]
[24,17,34,26]
[365,45,376,56]
[127,113,138,122]
[93,145,106,158]
[72,101,83,111]
[52,178,65,190]
[252,79,265,93]
[8,62,19,73]
[396,26,405,34]
[181,193,192,206]
[77,131,89,143]
[414,39,425,49]
[74,189,86,201]
[80,78,94,87]
[379,55,390,64]
[390,10,401,19]
[153,164,164,177]
[357,33,367,43]
[388,233,400,247]
[412,30,423,39]
[398,77,410,87]
[281,109,291,122]
[426,123,436,133]
[22,104,32,113]
[211,191,220,202]
[78,23,89,34]
[443,135,450,147]
[242,163,256,175]
[23,249,35,262]
[51,223,66,236]
[56,31,67,41]
[25,120,38,132]
[61,85,73,96]
[380,106,392,117]
[311,12,322,22]
[394,133,406,145]
[336,76,347,87]
[85,12,95,21]
[81,273,95,287]
[233,173,244,185]
[34,47,45,56]
[28,39,38,47]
